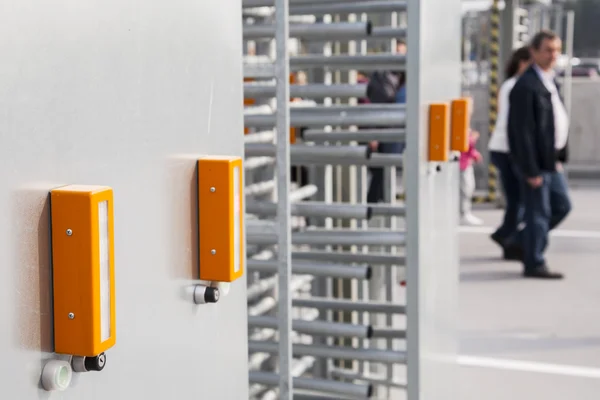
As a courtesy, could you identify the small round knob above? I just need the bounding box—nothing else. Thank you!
[84,353,106,372]
[204,287,220,303]
[193,285,221,304]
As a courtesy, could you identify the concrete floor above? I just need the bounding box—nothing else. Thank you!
[458,182,600,399]
[309,182,600,399]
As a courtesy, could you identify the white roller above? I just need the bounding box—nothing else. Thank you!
[41,360,72,392]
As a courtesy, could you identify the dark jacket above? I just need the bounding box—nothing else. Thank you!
[366,71,401,104]
[507,66,568,178]
[363,71,403,153]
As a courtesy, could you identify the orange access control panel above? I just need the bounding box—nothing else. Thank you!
[197,156,245,283]
[50,185,116,361]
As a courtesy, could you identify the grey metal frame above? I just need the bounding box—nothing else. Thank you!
[244,105,405,127]
[564,10,574,119]
[274,0,293,396]
[405,1,461,399]
[289,0,407,16]
[249,341,407,364]
[244,83,368,99]
[291,54,406,69]
[243,22,372,40]
[292,250,406,266]
[293,297,405,314]
[246,229,406,247]
[249,371,373,398]
[246,201,373,219]
[302,128,405,143]
[248,259,372,280]
[243,1,461,398]
[248,315,374,339]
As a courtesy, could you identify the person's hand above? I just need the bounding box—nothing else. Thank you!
[556,162,563,172]
[369,141,379,151]
[474,152,483,162]
[527,176,543,188]
[470,130,480,140]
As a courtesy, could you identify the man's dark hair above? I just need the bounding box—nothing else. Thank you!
[530,29,559,50]
[396,39,406,46]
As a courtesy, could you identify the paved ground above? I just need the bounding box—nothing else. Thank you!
[458,181,600,399]
[306,181,600,399]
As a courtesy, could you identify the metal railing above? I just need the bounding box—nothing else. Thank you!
[242,1,408,398]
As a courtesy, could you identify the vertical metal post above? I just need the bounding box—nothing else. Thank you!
[541,6,550,30]
[406,3,421,395]
[385,11,398,396]
[383,165,396,398]
[331,11,345,376]
[554,6,564,36]
[305,16,327,381]
[564,10,574,119]
[480,12,488,78]
[406,0,461,398]
[530,6,541,34]
[486,0,501,203]
[500,0,516,83]
[346,10,360,376]
[274,0,292,396]
[563,9,574,184]
[323,13,335,380]
[358,11,368,380]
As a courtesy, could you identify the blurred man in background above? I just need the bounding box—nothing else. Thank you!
[507,30,572,279]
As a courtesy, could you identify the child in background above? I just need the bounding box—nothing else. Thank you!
[460,129,483,225]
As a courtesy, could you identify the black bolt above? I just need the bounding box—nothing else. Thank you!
[436,165,442,172]
[84,353,106,372]
[204,287,220,303]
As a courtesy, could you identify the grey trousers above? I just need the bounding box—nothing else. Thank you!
[460,165,475,216]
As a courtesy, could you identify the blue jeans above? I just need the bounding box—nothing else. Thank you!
[521,170,572,270]
[490,151,523,244]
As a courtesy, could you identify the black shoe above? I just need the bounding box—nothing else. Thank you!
[490,232,504,247]
[523,266,564,279]
[503,244,523,261]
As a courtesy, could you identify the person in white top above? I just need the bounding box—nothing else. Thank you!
[488,46,531,260]
[507,30,572,279]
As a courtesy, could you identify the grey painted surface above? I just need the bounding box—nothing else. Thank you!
[0,1,248,398]
[406,0,461,398]
[567,79,600,167]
